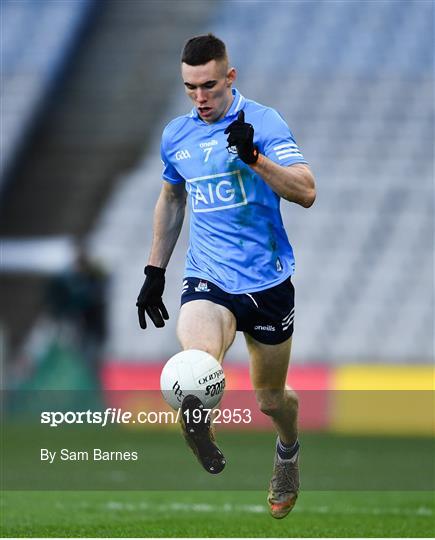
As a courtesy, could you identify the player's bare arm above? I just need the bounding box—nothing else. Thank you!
[148,180,186,268]
[252,159,315,208]
[225,109,316,207]
[136,181,186,329]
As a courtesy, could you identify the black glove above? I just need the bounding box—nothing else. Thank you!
[224,110,259,164]
[136,265,169,329]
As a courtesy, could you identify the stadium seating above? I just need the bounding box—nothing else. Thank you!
[0,0,214,355]
[88,0,434,362]
[0,0,94,189]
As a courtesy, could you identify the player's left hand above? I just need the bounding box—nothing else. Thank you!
[224,110,259,164]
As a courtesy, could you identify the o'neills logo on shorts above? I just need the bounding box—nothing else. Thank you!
[254,325,276,332]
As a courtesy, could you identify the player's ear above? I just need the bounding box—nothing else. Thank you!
[226,67,236,86]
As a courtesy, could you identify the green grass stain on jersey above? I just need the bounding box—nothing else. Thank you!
[268,221,278,253]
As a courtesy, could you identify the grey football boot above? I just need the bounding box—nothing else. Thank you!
[267,439,300,518]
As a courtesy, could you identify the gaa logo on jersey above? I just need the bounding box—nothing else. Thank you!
[186,170,247,213]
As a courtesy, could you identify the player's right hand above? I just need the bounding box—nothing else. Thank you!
[136,265,169,329]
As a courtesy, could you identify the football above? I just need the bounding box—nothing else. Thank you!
[160,349,225,410]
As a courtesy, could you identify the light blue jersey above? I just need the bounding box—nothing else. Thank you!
[160,89,307,294]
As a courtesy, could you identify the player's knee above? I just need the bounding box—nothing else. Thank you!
[259,401,281,417]
[184,344,222,362]
[257,389,298,417]
[257,392,285,417]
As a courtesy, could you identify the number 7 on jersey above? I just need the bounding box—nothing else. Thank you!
[203,147,212,162]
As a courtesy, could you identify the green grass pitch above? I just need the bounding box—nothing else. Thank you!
[1,431,434,537]
[1,490,434,537]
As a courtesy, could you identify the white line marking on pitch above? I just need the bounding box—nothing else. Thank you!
[100,501,433,518]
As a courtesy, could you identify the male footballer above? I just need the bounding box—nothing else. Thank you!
[137,34,316,519]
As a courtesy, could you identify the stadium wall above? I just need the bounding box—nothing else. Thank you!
[102,362,434,437]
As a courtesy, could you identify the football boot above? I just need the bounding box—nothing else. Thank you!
[267,442,300,518]
[180,394,226,474]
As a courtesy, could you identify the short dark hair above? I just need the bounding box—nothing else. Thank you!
[181,33,227,66]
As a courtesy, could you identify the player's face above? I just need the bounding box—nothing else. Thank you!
[181,59,236,123]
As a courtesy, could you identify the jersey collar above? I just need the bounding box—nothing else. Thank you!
[190,88,245,122]
[224,88,245,119]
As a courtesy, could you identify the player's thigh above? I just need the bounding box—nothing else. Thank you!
[245,333,293,389]
[177,299,237,362]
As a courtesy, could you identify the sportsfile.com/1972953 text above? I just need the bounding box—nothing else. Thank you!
[40,407,252,428]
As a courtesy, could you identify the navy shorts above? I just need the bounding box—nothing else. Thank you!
[180,277,295,345]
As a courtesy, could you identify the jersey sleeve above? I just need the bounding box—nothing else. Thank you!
[160,133,184,184]
[259,108,308,167]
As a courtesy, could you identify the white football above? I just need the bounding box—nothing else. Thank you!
[160,349,225,410]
